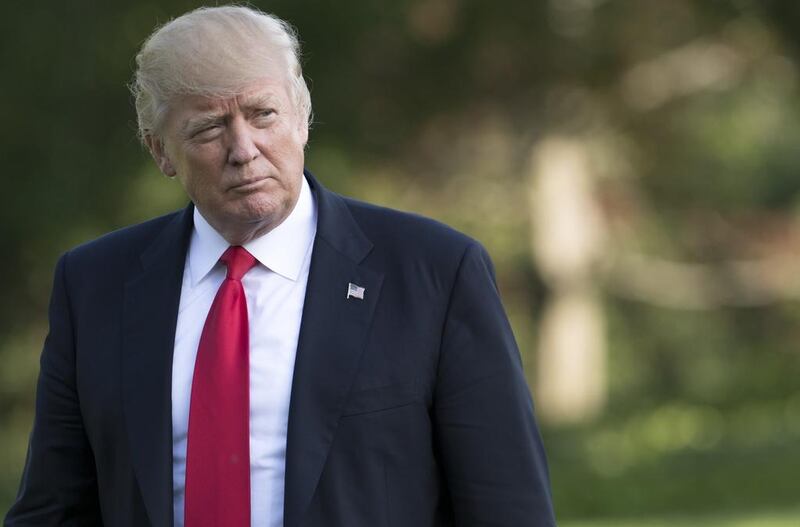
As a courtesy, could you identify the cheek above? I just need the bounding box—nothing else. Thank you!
[177,160,221,202]
[261,123,306,161]
[186,152,223,182]
[297,125,309,146]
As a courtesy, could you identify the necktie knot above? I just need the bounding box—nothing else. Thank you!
[220,246,257,281]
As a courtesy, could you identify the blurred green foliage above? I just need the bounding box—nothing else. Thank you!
[2,0,800,523]
[562,508,800,527]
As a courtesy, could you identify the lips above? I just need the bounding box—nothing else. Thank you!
[229,177,269,192]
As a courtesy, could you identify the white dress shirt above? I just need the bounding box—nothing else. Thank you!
[171,177,317,527]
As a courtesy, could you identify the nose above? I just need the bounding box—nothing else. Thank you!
[226,118,260,165]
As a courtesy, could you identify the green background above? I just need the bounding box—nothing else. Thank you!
[2,1,800,525]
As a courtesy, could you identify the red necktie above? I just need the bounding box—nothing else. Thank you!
[185,246,256,527]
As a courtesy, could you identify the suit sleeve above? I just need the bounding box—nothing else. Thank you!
[4,253,103,526]
[433,242,556,526]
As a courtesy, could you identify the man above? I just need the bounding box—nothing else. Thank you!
[5,6,556,527]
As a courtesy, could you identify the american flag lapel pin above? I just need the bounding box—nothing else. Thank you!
[347,282,365,300]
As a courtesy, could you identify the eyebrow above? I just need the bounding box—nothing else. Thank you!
[239,93,279,111]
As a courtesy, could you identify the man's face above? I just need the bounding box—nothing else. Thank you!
[149,76,308,242]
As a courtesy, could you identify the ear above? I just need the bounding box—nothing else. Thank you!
[144,134,177,177]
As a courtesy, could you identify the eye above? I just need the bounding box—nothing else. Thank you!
[253,109,276,123]
[190,124,222,140]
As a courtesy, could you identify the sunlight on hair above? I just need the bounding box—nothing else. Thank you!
[131,5,312,141]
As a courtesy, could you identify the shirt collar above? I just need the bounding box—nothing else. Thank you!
[188,175,317,286]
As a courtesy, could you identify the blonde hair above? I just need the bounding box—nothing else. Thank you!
[131,5,312,140]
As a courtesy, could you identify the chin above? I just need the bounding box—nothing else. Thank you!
[234,196,290,226]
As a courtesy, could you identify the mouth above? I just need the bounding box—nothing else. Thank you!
[229,177,269,192]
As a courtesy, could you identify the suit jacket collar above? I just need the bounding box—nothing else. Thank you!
[121,171,384,527]
[304,170,373,262]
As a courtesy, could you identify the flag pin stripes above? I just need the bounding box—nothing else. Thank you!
[347,283,365,300]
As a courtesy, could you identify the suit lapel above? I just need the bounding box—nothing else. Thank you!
[283,173,384,527]
[122,206,193,527]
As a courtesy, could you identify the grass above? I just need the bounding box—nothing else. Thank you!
[560,509,800,527]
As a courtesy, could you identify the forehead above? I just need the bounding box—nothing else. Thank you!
[178,80,291,114]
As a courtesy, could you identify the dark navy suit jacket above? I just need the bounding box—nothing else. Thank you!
[5,172,556,526]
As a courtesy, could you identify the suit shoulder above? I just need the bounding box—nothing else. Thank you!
[65,209,186,268]
[342,196,479,256]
